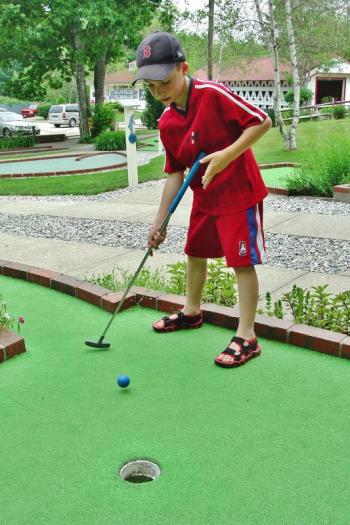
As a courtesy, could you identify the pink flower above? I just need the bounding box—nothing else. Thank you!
[18,316,25,324]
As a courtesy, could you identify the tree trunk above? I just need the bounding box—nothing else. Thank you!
[254,0,289,148]
[75,60,90,138]
[285,0,300,150]
[71,28,90,138]
[208,0,215,80]
[94,56,106,105]
[216,43,224,82]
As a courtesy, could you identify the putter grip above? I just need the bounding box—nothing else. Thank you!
[168,151,206,214]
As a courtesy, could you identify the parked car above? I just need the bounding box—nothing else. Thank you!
[20,103,39,118]
[48,103,80,127]
[0,112,40,137]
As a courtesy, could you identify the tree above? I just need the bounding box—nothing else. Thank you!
[254,0,290,148]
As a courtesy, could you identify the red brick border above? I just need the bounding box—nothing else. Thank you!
[0,259,349,361]
[0,330,26,363]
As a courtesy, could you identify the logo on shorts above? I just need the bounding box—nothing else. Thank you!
[239,241,247,257]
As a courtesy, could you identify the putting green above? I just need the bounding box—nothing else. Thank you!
[1,274,350,525]
[261,166,294,189]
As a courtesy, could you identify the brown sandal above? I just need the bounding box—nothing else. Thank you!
[152,310,203,333]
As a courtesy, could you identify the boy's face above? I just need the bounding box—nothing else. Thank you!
[144,62,189,106]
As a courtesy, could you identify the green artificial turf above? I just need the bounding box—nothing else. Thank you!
[260,166,293,189]
[1,274,350,525]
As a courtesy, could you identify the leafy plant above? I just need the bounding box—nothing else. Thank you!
[333,105,346,120]
[95,130,126,151]
[259,285,350,335]
[37,104,50,119]
[88,259,238,307]
[284,87,313,106]
[91,103,116,137]
[285,138,350,196]
[141,87,165,129]
[0,294,25,335]
[0,136,35,150]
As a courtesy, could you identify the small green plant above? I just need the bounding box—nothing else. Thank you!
[95,130,126,151]
[284,87,313,107]
[286,138,350,196]
[56,95,66,104]
[259,285,350,335]
[37,104,51,119]
[88,259,238,307]
[79,135,95,144]
[0,136,35,150]
[333,105,346,120]
[91,104,116,137]
[0,295,25,335]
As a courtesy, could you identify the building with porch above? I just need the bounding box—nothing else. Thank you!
[88,57,350,111]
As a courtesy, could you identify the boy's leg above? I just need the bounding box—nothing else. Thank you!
[234,265,259,340]
[152,256,207,331]
[183,255,207,315]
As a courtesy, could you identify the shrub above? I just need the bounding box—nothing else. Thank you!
[91,103,116,137]
[105,100,124,112]
[95,130,126,151]
[79,135,95,144]
[266,108,276,127]
[56,95,65,104]
[285,138,350,196]
[259,285,350,335]
[284,87,313,106]
[37,104,51,119]
[333,104,346,120]
[141,87,164,129]
[0,136,35,150]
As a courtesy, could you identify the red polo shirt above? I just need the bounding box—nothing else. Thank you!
[158,78,268,215]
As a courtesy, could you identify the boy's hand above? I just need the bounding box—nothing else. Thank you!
[200,150,232,190]
[148,224,167,255]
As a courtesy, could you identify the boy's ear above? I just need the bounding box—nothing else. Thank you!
[181,62,189,74]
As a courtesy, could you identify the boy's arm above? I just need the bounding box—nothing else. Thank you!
[148,170,184,250]
[200,117,272,190]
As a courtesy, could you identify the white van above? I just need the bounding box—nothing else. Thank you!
[48,104,80,127]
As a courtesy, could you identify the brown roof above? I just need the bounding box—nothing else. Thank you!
[193,57,291,81]
[104,70,138,84]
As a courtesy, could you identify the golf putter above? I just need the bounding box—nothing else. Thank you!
[85,151,206,349]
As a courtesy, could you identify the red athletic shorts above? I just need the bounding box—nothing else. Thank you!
[184,202,266,268]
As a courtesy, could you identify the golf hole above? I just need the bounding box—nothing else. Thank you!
[119,459,161,484]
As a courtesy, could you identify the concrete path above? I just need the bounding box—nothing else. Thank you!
[1,183,350,309]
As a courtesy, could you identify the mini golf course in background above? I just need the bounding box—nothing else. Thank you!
[1,263,350,525]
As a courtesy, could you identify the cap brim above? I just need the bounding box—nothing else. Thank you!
[132,63,176,86]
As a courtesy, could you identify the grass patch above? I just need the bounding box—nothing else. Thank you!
[0,155,166,196]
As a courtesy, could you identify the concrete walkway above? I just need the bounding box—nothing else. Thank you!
[1,182,350,308]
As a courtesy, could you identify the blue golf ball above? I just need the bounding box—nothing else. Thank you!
[117,374,130,388]
[128,134,137,144]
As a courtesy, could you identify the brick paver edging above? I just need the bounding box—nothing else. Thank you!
[0,259,349,361]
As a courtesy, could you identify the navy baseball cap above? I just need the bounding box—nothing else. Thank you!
[132,32,186,85]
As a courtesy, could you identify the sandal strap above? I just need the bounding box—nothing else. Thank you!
[161,310,202,328]
[222,336,257,360]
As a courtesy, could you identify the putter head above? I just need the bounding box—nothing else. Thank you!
[85,338,111,349]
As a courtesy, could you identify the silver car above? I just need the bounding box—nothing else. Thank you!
[0,112,40,137]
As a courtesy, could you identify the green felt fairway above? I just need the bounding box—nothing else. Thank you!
[1,274,350,525]
[261,166,294,189]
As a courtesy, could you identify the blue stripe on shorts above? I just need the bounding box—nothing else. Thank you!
[247,207,259,265]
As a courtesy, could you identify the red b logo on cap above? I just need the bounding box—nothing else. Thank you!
[143,46,152,59]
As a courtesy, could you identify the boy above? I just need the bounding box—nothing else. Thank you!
[133,32,272,368]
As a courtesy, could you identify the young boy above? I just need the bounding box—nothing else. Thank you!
[133,31,272,368]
